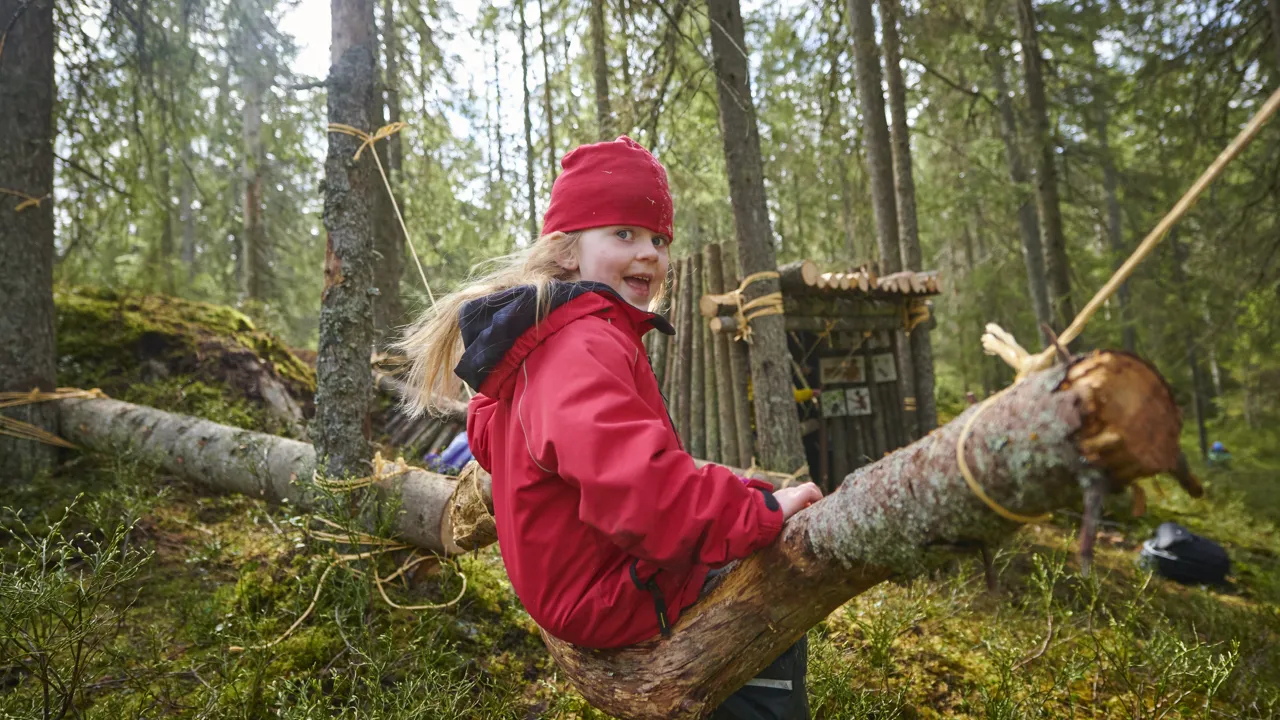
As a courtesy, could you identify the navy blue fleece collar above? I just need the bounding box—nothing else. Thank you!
[454,281,674,392]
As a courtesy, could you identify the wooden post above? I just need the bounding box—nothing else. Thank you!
[701,259,720,463]
[705,244,740,467]
[721,250,754,467]
[689,252,706,458]
[664,259,682,400]
[675,259,694,445]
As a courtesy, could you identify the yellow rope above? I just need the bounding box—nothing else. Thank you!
[701,271,784,343]
[955,390,1052,524]
[312,450,412,492]
[984,84,1280,380]
[0,187,45,212]
[0,388,109,448]
[326,122,435,306]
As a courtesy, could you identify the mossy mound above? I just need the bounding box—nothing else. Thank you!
[55,287,316,418]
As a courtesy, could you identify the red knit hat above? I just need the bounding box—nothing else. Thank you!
[540,136,674,241]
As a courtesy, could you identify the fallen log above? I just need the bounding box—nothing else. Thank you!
[56,396,475,554]
[55,351,1193,719]
[541,351,1189,718]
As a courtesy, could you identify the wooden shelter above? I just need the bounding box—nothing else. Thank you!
[648,246,941,491]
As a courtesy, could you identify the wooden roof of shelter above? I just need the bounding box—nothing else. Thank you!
[780,259,941,298]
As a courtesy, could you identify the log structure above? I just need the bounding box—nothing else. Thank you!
[661,250,943,488]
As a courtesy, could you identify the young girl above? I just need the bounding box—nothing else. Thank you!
[399,136,822,719]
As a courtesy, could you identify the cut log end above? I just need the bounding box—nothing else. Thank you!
[1060,351,1182,484]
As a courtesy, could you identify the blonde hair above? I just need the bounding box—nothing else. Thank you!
[396,230,669,416]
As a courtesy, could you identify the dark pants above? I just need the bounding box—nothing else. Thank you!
[702,569,810,720]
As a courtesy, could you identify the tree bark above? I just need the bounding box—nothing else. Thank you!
[241,68,267,302]
[319,0,378,477]
[988,45,1053,346]
[1270,0,1280,71]
[879,0,936,434]
[845,0,899,276]
[689,252,706,458]
[543,351,1185,718]
[1093,100,1134,353]
[372,0,406,345]
[1016,0,1075,331]
[0,0,58,481]
[675,258,693,446]
[179,143,198,280]
[56,397,470,554]
[538,0,558,183]
[707,0,807,475]
[705,244,739,466]
[590,0,613,139]
[518,0,538,240]
[722,249,755,467]
[1169,231,1210,460]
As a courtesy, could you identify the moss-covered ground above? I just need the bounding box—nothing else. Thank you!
[3,378,1278,717]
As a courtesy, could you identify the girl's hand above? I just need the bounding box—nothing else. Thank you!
[774,482,823,521]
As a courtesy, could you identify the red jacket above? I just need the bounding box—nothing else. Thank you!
[459,283,784,648]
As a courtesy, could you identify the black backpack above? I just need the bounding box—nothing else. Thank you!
[1139,522,1231,586]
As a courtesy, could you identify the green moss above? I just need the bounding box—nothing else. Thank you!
[54,286,315,400]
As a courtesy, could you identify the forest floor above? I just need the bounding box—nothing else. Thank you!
[3,299,1279,717]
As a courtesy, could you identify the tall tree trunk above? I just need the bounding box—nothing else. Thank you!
[590,0,613,139]
[706,0,807,475]
[847,0,917,437]
[618,0,633,132]
[372,0,405,344]
[1169,231,1210,460]
[538,0,558,183]
[1095,108,1134,352]
[493,35,506,186]
[845,0,899,275]
[318,0,378,477]
[1270,0,1280,71]
[518,0,538,240]
[1016,0,1075,331]
[157,140,176,295]
[0,0,58,481]
[179,143,197,280]
[988,48,1052,346]
[241,69,267,302]
[879,0,936,433]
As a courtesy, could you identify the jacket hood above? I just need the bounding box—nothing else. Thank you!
[455,281,673,394]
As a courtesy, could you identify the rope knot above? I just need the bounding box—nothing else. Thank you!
[701,270,784,343]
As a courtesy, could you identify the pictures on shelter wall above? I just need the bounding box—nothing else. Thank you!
[871,354,897,383]
[845,387,872,416]
[820,388,847,417]
[820,387,873,418]
[819,355,866,385]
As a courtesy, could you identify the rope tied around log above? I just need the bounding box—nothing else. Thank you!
[957,83,1280,525]
[701,270,784,343]
[0,187,47,212]
[0,388,109,448]
[326,121,435,305]
[742,458,811,488]
[233,455,473,653]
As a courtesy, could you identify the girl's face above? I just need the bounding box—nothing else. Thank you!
[561,226,671,309]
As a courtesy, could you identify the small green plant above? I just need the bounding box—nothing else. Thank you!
[0,498,151,719]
